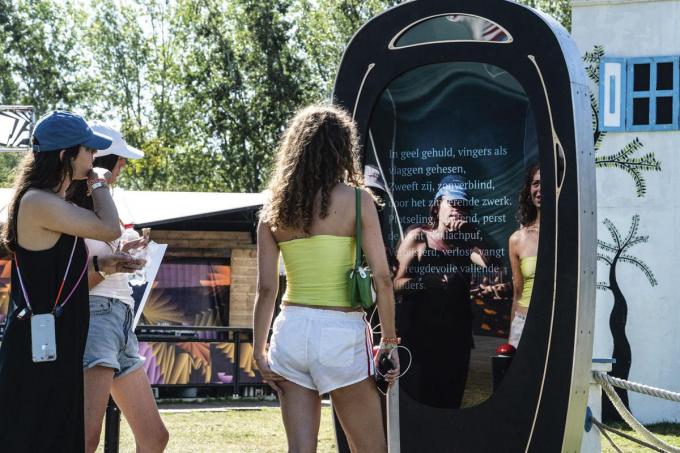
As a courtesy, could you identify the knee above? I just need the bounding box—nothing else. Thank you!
[154,426,170,450]
[288,435,317,453]
[139,425,169,452]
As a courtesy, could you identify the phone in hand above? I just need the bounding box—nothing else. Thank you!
[376,353,395,393]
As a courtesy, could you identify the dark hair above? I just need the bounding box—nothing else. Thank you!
[69,154,120,211]
[427,198,443,229]
[516,163,540,227]
[2,143,80,252]
[259,104,363,233]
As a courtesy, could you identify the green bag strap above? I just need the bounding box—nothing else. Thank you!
[354,188,363,268]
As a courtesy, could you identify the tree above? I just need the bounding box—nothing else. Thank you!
[597,215,657,421]
[516,0,572,30]
[0,0,94,113]
[292,0,401,98]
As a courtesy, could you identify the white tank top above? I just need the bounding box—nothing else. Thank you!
[85,236,135,307]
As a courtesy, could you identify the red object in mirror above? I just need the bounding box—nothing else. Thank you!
[496,343,516,356]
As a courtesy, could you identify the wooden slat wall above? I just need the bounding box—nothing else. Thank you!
[149,229,257,327]
[150,230,255,258]
[228,249,258,327]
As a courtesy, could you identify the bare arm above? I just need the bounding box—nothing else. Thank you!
[23,185,120,242]
[360,190,397,339]
[508,231,523,323]
[252,220,280,359]
[393,229,423,294]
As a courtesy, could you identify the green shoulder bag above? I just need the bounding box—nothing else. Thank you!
[348,188,375,309]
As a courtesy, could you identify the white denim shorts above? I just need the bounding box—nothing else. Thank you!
[268,305,375,395]
[508,311,527,348]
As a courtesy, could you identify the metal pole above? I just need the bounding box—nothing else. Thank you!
[103,397,121,453]
[233,331,241,398]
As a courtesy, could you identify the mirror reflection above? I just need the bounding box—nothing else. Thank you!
[365,61,538,409]
[392,14,511,49]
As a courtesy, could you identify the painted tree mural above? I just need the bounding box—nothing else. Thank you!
[584,46,662,421]
[596,215,657,419]
[584,45,661,197]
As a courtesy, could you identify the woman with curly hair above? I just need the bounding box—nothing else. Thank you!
[254,104,399,453]
[508,164,541,347]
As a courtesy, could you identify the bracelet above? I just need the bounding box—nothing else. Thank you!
[92,256,108,278]
[87,178,108,194]
[379,337,401,349]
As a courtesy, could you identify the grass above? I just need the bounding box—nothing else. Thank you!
[601,422,680,453]
[97,405,337,453]
[97,403,680,453]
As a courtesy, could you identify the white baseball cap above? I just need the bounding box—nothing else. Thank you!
[90,123,144,159]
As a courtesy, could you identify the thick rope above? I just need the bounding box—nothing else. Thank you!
[598,374,680,453]
[594,371,680,403]
[592,417,666,453]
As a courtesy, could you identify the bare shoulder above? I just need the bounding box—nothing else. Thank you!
[21,189,61,212]
[404,226,426,245]
[509,229,523,245]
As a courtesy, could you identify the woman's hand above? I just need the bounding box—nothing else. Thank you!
[375,348,401,385]
[88,167,113,184]
[121,237,149,253]
[255,354,286,394]
[98,252,145,275]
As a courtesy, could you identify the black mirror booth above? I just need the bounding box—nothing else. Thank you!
[332,1,596,452]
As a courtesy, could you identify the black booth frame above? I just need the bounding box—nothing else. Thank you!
[331,1,595,452]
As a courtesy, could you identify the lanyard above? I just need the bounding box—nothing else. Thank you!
[14,237,88,316]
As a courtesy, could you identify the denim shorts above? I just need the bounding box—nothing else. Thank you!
[83,296,145,378]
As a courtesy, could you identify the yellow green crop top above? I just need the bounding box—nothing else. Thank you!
[517,256,536,308]
[278,235,356,307]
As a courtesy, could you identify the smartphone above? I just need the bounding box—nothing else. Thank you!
[378,354,395,375]
[31,314,57,363]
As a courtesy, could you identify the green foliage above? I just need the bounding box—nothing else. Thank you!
[0,0,95,112]
[597,215,658,291]
[0,0,573,191]
[516,0,572,31]
[292,0,401,98]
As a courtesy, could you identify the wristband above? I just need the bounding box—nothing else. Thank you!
[87,178,108,196]
[379,336,401,349]
[92,256,108,278]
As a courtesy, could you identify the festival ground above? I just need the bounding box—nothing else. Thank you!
[99,400,680,453]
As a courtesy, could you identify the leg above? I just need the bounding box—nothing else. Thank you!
[277,380,322,453]
[110,368,169,453]
[84,366,116,453]
[330,378,387,453]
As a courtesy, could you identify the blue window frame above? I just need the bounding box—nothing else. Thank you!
[626,56,679,131]
[599,57,627,132]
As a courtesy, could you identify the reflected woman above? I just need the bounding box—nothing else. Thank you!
[394,175,492,408]
[508,164,540,347]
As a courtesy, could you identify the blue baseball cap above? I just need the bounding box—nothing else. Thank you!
[435,175,470,204]
[31,111,113,152]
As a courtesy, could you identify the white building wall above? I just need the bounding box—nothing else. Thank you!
[572,0,680,424]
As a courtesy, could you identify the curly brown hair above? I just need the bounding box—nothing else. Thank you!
[259,104,363,233]
[516,163,540,227]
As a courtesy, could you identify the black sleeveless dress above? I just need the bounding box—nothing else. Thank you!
[397,236,474,409]
[0,234,89,452]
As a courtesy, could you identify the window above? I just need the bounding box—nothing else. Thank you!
[627,57,679,131]
[599,56,679,132]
